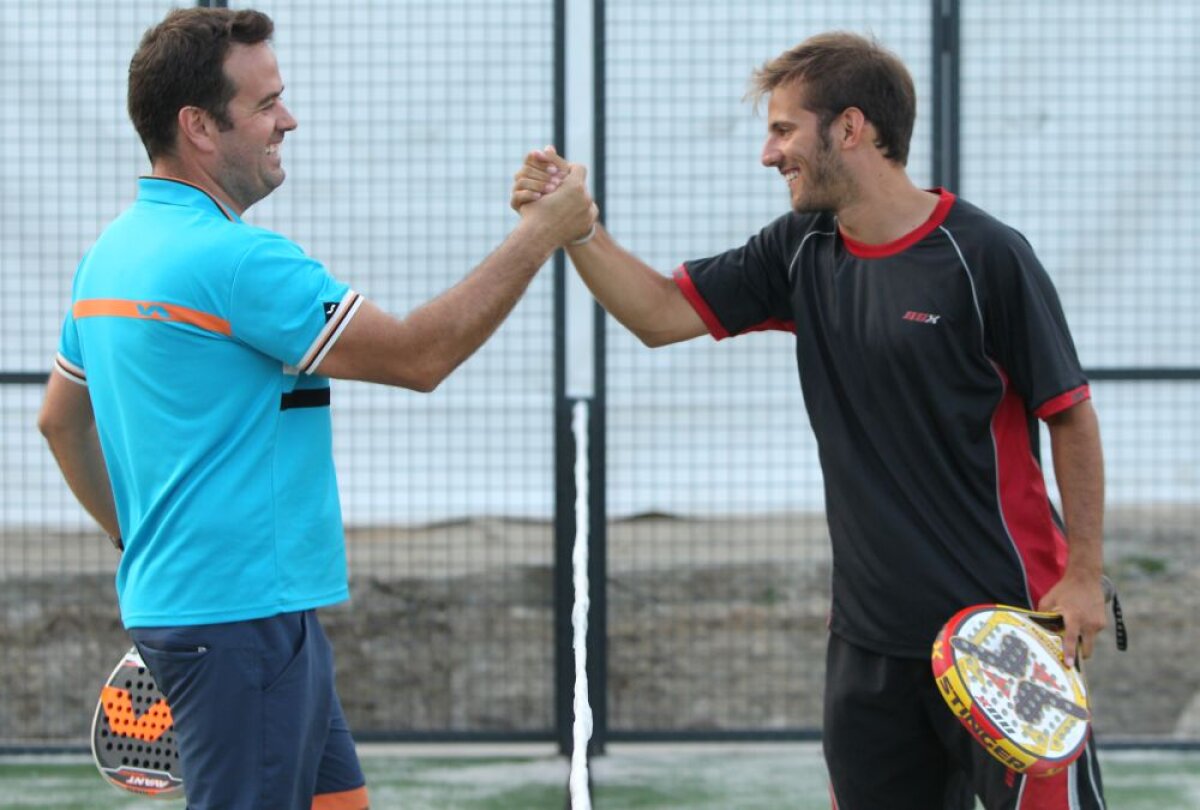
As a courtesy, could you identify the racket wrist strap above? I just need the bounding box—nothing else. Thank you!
[1110,590,1127,651]
[1102,575,1128,651]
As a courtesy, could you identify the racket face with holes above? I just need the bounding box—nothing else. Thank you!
[932,604,1090,776]
[90,647,184,797]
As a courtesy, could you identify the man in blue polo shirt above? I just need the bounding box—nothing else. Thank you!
[37,8,595,810]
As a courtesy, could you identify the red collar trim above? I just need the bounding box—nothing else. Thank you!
[839,188,955,258]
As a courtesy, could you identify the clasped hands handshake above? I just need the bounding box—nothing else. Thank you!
[510,146,599,248]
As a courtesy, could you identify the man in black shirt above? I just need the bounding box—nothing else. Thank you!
[513,31,1107,810]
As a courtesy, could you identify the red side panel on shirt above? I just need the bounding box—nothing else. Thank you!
[991,368,1070,606]
[1016,765,1071,808]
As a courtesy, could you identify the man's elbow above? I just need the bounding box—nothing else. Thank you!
[390,358,452,394]
[639,331,673,349]
[36,410,65,440]
[36,414,84,455]
[633,323,692,349]
[405,374,442,394]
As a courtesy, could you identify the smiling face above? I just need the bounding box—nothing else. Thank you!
[760,81,853,213]
[210,42,297,212]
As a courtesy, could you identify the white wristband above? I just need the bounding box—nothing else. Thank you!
[569,225,596,246]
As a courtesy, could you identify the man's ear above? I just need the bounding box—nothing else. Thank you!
[835,107,869,151]
[177,106,218,154]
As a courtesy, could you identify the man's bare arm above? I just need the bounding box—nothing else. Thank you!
[318,163,597,389]
[1039,398,1106,667]
[512,147,707,348]
[37,373,121,541]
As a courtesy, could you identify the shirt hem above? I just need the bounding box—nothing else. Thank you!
[121,588,350,629]
[828,625,933,661]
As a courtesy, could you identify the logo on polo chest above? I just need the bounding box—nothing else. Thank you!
[903,310,941,325]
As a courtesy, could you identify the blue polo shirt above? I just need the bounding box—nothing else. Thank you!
[55,177,362,627]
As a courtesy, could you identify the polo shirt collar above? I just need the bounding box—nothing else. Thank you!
[137,176,242,223]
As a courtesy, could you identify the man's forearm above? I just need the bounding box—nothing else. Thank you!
[44,424,120,541]
[1048,400,1105,576]
[566,225,707,347]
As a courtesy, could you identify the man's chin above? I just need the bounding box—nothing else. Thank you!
[263,171,286,196]
[791,199,821,214]
[790,193,836,215]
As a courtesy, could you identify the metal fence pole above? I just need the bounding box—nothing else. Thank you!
[586,0,609,758]
[932,0,960,192]
[554,0,609,759]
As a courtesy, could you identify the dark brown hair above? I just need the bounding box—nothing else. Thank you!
[127,8,274,161]
[749,32,916,165]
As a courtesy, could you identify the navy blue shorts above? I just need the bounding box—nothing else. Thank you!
[130,610,368,810]
[822,632,1106,810]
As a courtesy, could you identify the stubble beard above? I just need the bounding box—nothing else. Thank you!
[791,136,852,214]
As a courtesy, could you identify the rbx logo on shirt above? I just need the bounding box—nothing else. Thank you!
[903,310,941,325]
[323,301,339,322]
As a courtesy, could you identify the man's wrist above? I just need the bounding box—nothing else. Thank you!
[570,224,597,246]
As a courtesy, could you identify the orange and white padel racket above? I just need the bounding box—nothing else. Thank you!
[932,604,1090,776]
[90,646,183,798]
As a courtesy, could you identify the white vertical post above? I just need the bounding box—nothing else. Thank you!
[565,0,595,401]
[568,400,593,810]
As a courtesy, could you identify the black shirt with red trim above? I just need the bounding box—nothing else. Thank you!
[677,189,1090,658]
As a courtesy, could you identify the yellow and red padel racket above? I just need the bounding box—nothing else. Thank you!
[90,646,183,798]
[932,604,1090,776]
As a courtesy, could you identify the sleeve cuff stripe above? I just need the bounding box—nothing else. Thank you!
[301,292,363,374]
[1034,384,1091,419]
[672,264,730,340]
[298,290,361,374]
[54,355,87,386]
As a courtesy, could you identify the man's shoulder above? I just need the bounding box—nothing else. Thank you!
[941,195,1031,252]
[167,215,308,273]
[764,209,838,248]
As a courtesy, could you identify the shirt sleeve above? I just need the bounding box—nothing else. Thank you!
[983,229,1089,419]
[54,308,87,385]
[228,233,362,374]
[674,212,802,340]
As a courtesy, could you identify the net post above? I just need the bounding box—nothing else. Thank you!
[931,0,960,191]
[555,2,606,805]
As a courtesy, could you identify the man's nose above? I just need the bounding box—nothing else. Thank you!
[278,103,298,132]
[761,139,780,167]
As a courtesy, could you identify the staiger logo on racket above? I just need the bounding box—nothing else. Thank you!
[91,647,184,798]
[932,604,1090,776]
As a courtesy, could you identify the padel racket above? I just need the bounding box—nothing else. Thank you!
[91,646,184,798]
[932,604,1090,776]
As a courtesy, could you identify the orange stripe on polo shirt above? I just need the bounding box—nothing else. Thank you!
[73,299,231,336]
[312,785,369,810]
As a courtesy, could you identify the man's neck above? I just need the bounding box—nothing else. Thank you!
[835,171,940,246]
[149,159,245,218]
